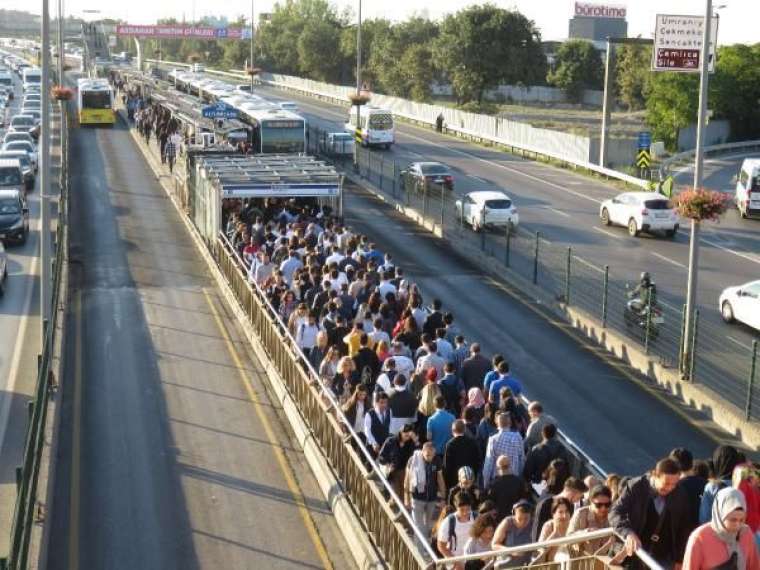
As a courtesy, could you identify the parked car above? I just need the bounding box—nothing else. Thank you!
[719,280,760,331]
[1,140,37,171]
[599,191,680,238]
[0,188,29,245]
[455,190,519,231]
[400,161,455,193]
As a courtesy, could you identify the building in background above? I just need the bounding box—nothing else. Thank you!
[569,2,628,46]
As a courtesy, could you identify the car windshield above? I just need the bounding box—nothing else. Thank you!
[0,154,29,168]
[0,168,21,187]
[5,142,31,152]
[368,113,393,131]
[485,199,512,209]
[420,164,449,175]
[644,199,672,210]
[12,117,33,127]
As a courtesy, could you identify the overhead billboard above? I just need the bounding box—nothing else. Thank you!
[652,14,718,72]
[574,2,627,19]
[115,24,251,40]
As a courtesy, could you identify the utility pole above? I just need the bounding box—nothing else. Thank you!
[599,39,614,167]
[251,0,256,93]
[682,0,712,377]
[40,0,52,343]
[355,0,362,94]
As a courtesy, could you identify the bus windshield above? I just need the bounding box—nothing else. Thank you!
[82,91,111,109]
[368,113,393,131]
[261,123,305,154]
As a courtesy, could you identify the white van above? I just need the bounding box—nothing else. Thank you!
[735,158,760,219]
[22,67,41,91]
[345,105,395,149]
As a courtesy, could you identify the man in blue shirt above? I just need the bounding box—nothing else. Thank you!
[488,361,523,407]
[426,395,456,456]
[482,354,504,396]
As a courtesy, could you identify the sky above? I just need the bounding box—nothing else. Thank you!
[6,0,758,45]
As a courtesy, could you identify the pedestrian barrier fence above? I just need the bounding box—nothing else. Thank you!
[2,102,70,570]
[303,124,760,424]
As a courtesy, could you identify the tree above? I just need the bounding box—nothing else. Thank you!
[547,40,604,103]
[616,43,651,111]
[644,71,699,150]
[297,19,343,81]
[400,44,435,101]
[711,44,760,141]
[434,4,545,104]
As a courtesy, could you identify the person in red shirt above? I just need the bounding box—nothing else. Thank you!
[734,464,760,537]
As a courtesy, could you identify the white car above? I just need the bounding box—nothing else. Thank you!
[1,141,37,171]
[278,101,299,112]
[455,190,519,231]
[3,132,35,148]
[599,192,680,238]
[719,280,760,331]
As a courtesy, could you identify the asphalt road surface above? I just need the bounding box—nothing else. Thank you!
[0,71,59,557]
[45,116,352,569]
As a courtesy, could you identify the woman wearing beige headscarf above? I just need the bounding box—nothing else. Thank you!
[683,487,760,570]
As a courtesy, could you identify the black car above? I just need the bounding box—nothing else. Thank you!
[400,161,455,193]
[0,189,29,244]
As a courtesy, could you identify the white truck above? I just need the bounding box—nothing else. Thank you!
[735,158,760,219]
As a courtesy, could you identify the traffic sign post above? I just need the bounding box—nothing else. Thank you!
[652,14,718,73]
[636,149,651,179]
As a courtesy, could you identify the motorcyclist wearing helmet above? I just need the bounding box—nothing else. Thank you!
[628,272,658,315]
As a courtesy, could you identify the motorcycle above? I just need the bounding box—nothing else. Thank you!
[623,284,665,340]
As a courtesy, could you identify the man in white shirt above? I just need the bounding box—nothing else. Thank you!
[369,318,390,347]
[324,245,345,267]
[377,272,397,300]
[295,313,321,356]
[416,341,446,380]
[279,249,302,286]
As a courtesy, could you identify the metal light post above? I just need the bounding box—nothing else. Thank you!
[356,0,362,95]
[682,0,712,377]
[56,0,64,80]
[40,0,52,343]
[251,0,256,93]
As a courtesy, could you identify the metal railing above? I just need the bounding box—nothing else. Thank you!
[2,101,70,570]
[306,127,760,422]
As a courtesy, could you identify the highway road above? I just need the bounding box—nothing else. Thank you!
[45,113,352,569]
[251,83,760,416]
[0,71,59,557]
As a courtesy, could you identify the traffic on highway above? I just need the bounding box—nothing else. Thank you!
[2,2,760,569]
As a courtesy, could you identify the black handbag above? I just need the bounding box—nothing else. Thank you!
[711,552,738,570]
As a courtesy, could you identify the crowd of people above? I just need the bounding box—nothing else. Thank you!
[222,196,760,570]
[108,66,760,570]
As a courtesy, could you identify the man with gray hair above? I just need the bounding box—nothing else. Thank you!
[524,401,557,451]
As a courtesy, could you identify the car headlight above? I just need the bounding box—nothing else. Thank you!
[10,217,23,229]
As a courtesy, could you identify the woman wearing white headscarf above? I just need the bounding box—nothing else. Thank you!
[683,487,760,570]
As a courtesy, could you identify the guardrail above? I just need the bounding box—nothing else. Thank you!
[659,140,760,180]
[1,101,70,570]
[145,59,649,190]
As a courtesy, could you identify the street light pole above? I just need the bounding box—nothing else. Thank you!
[40,0,52,344]
[251,0,256,93]
[682,0,712,377]
[355,0,362,94]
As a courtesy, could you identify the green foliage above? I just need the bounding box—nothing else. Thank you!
[434,4,545,104]
[547,40,603,103]
[644,71,698,150]
[616,43,651,111]
[711,44,760,141]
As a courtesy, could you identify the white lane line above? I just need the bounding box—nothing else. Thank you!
[468,175,488,183]
[701,235,760,266]
[727,335,752,351]
[651,251,687,269]
[0,251,40,456]
[547,207,571,218]
[593,227,622,240]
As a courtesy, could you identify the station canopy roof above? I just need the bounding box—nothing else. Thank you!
[197,154,341,198]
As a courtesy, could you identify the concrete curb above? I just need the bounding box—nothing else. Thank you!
[345,166,759,450]
[122,111,387,570]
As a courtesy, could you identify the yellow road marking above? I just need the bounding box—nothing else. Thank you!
[202,289,334,570]
[68,290,82,570]
[483,276,736,447]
